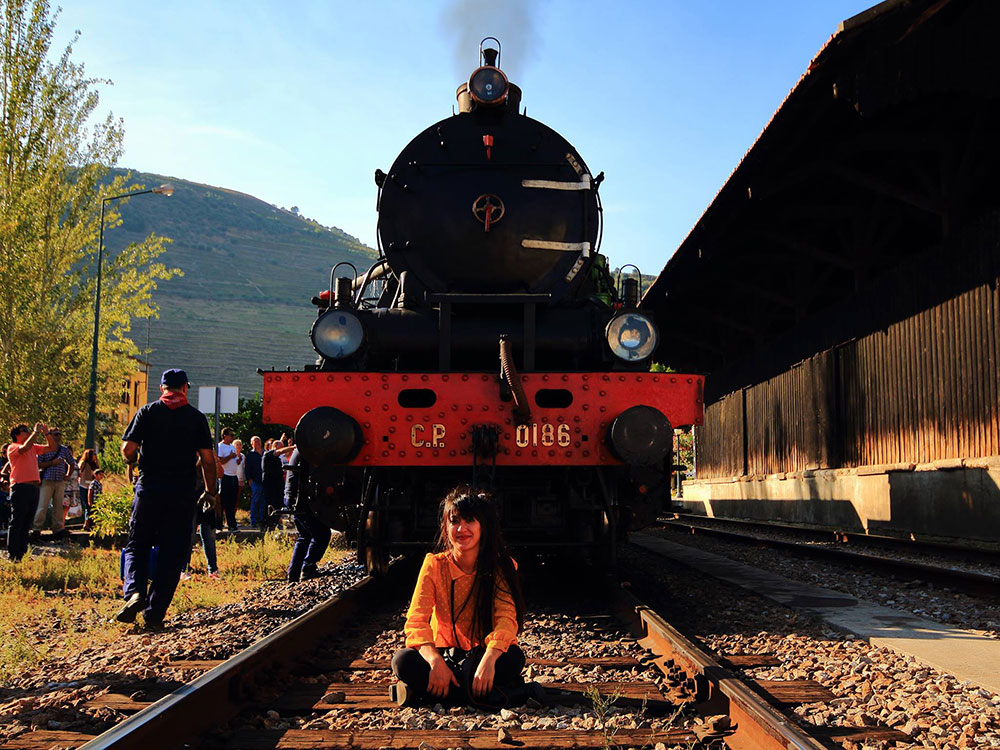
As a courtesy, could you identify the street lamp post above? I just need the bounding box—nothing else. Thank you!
[85,184,174,450]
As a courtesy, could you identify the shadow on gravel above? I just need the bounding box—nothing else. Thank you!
[619,545,829,641]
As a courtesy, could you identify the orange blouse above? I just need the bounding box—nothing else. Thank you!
[403,552,518,653]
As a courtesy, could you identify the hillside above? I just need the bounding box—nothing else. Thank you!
[104,169,377,400]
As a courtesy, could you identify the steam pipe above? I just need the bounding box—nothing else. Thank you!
[499,335,531,425]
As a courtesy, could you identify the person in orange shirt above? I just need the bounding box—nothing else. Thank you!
[5,422,52,561]
[390,487,540,709]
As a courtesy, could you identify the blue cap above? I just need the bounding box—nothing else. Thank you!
[160,368,189,387]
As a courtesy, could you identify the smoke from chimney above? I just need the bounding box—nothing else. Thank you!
[442,0,544,82]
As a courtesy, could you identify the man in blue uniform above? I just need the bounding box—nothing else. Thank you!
[284,448,331,582]
[118,368,217,628]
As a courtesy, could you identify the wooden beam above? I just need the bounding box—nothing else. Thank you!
[823,160,946,216]
[717,275,797,309]
[684,300,759,336]
[764,231,857,271]
[661,328,727,357]
[841,130,947,152]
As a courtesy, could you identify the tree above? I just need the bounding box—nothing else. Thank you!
[0,0,178,446]
[223,394,292,445]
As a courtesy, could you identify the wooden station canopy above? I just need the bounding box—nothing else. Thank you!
[643,0,1000,403]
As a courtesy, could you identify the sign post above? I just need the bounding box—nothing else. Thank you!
[198,386,239,445]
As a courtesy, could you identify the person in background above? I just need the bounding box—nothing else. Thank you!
[78,449,100,530]
[118,369,216,629]
[216,427,239,532]
[245,435,264,529]
[261,439,293,529]
[63,448,81,526]
[181,455,219,580]
[278,434,295,501]
[6,422,51,561]
[33,427,76,540]
[0,443,11,531]
[233,438,246,514]
[88,468,104,510]
[283,448,331,582]
[264,438,273,452]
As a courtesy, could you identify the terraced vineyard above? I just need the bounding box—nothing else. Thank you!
[105,169,377,400]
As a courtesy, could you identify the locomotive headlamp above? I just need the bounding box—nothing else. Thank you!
[608,405,672,467]
[606,312,659,362]
[469,65,509,105]
[311,309,364,360]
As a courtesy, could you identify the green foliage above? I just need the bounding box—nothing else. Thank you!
[99,445,127,476]
[0,0,179,449]
[88,482,134,539]
[223,393,292,442]
[675,429,694,476]
[649,362,676,373]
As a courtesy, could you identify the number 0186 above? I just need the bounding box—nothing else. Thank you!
[515,422,571,448]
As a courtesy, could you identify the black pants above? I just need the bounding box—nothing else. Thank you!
[122,480,197,624]
[391,645,526,707]
[7,483,39,561]
[262,484,283,529]
[288,508,331,581]
[219,475,239,531]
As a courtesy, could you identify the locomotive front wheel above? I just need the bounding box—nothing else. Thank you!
[362,509,390,576]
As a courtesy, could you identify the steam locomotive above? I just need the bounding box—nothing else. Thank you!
[262,40,704,572]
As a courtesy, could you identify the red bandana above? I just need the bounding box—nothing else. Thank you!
[159,391,188,410]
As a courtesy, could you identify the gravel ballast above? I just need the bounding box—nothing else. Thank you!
[0,561,367,744]
[623,539,1000,749]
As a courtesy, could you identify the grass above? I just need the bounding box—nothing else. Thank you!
[584,683,624,749]
[0,525,349,683]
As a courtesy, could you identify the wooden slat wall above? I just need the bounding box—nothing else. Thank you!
[694,391,744,478]
[695,280,1000,478]
[839,278,1000,467]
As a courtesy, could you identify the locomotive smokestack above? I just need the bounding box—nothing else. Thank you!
[456,39,522,114]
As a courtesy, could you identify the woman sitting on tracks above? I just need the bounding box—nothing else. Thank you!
[390,487,540,709]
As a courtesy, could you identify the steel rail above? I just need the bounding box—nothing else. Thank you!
[666,512,1000,563]
[612,585,829,750]
[78,557,822,750]
[77,562,410,749]
[658,516,1000,597]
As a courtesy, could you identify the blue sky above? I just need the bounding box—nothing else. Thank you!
[56,0,873,276]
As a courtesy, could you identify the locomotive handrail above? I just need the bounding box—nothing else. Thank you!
[616,264,644,300]
[353,259,388,307]
[479,37,501,67]
[431,292,551,304]
[329,262,358,308]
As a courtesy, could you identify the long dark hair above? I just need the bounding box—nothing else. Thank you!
[80,449,99,470]
[435,486,525,643]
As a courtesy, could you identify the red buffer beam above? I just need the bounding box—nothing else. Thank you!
[263,371,704,467]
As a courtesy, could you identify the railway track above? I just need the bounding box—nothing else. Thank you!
[658,513,1000,597]
[7,554,913,750]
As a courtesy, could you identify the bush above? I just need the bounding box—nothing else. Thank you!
[89,483,134,540]
[99,446,128,476]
